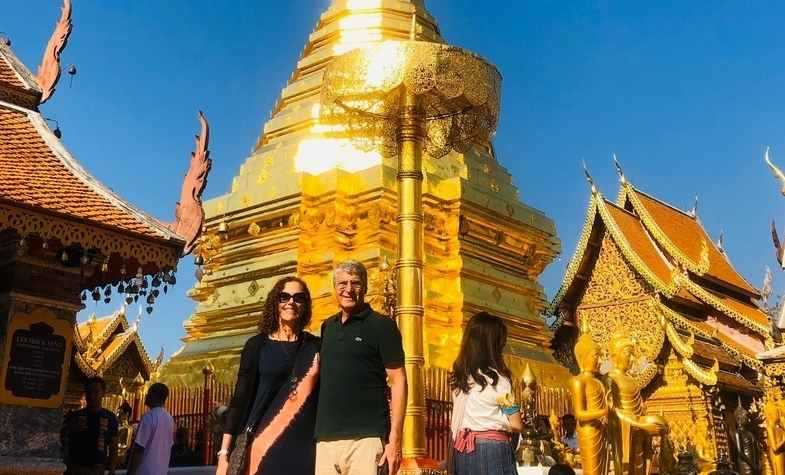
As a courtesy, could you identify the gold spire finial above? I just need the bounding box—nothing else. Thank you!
[582,160,598,195]
[613,153,626,184]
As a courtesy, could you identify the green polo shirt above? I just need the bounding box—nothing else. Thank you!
[315,304,404,441]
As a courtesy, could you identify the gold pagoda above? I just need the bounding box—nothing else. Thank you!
[551,165,772,470]
[162,0,570,392]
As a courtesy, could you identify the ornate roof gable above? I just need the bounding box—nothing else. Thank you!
[552,178,772,348]
[549,190,677,314]
[618,183,760,298]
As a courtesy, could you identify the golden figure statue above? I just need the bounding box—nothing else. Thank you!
[607,332,667,475]
[570,332,608,475]
[764,390,785,475]
[116,403,134,464]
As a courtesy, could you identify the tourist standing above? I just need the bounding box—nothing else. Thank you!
[127,383,174,475]
[217,276,320,475]
[62,377,119,475]
[315,260,407,475]
[450,312,522,475]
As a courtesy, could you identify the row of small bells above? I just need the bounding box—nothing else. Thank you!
[80,267,177,315]
[18,237,175,315]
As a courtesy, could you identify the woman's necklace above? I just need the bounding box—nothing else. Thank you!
[270,330,301,400]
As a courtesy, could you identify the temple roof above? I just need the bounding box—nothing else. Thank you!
[0,16,195,279]
[0,105,180,243]
[551,178,772,378]
[0,42,42,109]
[621,187,759,298]
[603,201,673,288]
[74,309,158,379]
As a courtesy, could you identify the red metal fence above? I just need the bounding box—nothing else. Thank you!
[123,368,570,467]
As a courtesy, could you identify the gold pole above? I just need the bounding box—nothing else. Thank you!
[397,87,426,458]
[396,88,441,473]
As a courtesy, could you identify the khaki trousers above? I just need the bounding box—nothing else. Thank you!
[316,437,384,475]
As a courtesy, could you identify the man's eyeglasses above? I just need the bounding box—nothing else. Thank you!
[278,292,308,304]
[335,282,364,290]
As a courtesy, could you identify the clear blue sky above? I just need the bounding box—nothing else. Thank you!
[5,1,785,359]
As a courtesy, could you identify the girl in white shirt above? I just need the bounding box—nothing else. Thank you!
[450,312,522,475]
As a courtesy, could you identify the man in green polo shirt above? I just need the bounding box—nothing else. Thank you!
[316,260,407,475]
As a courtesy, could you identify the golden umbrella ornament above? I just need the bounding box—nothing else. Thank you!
[320,40,502,474]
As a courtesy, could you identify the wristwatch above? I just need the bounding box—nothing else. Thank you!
[217,449,230,457]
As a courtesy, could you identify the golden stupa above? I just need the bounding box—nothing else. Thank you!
[161,0,570,393]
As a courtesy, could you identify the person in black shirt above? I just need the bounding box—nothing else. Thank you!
[315,260,407,475]
[217,276,320,475]
[62,376,119,475]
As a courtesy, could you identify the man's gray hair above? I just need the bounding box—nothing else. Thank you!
[333,260,368,288]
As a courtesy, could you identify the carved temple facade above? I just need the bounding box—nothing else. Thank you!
[68,309,161,410]
[161,0,572,393]
[551,175,774,470]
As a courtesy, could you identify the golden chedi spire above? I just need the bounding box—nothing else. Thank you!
[254,0,442,153]
[166,1,566,391]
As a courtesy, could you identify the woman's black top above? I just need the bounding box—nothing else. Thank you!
[223,332,319,435]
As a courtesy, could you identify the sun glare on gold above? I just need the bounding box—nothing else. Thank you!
[345,0,383,11]
[294,103,382,175]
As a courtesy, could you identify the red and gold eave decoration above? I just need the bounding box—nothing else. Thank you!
[0,0,212,310]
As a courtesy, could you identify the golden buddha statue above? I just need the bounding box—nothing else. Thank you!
[116,402,134,465]
[607,332,667,475]
[570,332,608,475]
[764,390,785,475]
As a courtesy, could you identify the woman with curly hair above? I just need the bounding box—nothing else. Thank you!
[216,276,320,475]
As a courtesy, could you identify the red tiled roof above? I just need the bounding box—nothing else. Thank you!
[631,190,759,296]
[0,105,178,241]
[0,42,42,109]
[0,55,24,90]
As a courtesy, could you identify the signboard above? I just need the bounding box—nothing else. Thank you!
[0,308,73,408]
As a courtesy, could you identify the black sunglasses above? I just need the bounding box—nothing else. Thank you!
[278,292,308,304]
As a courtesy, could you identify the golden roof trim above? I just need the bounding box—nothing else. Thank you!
[596,198,679,296]
[620,184,710,275]
[549,191,679,314]
[657,301,764,371]
[664,318,695,359]
[678,276,771,337]
[74,309,128,353]
[93,329,154,377]
[682,356,719,386]
[73,350,97,378]
[548,195,599,313]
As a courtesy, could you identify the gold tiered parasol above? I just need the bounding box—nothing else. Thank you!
[320,41,501,159]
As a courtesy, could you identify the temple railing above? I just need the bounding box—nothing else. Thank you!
[113,367,571,467]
